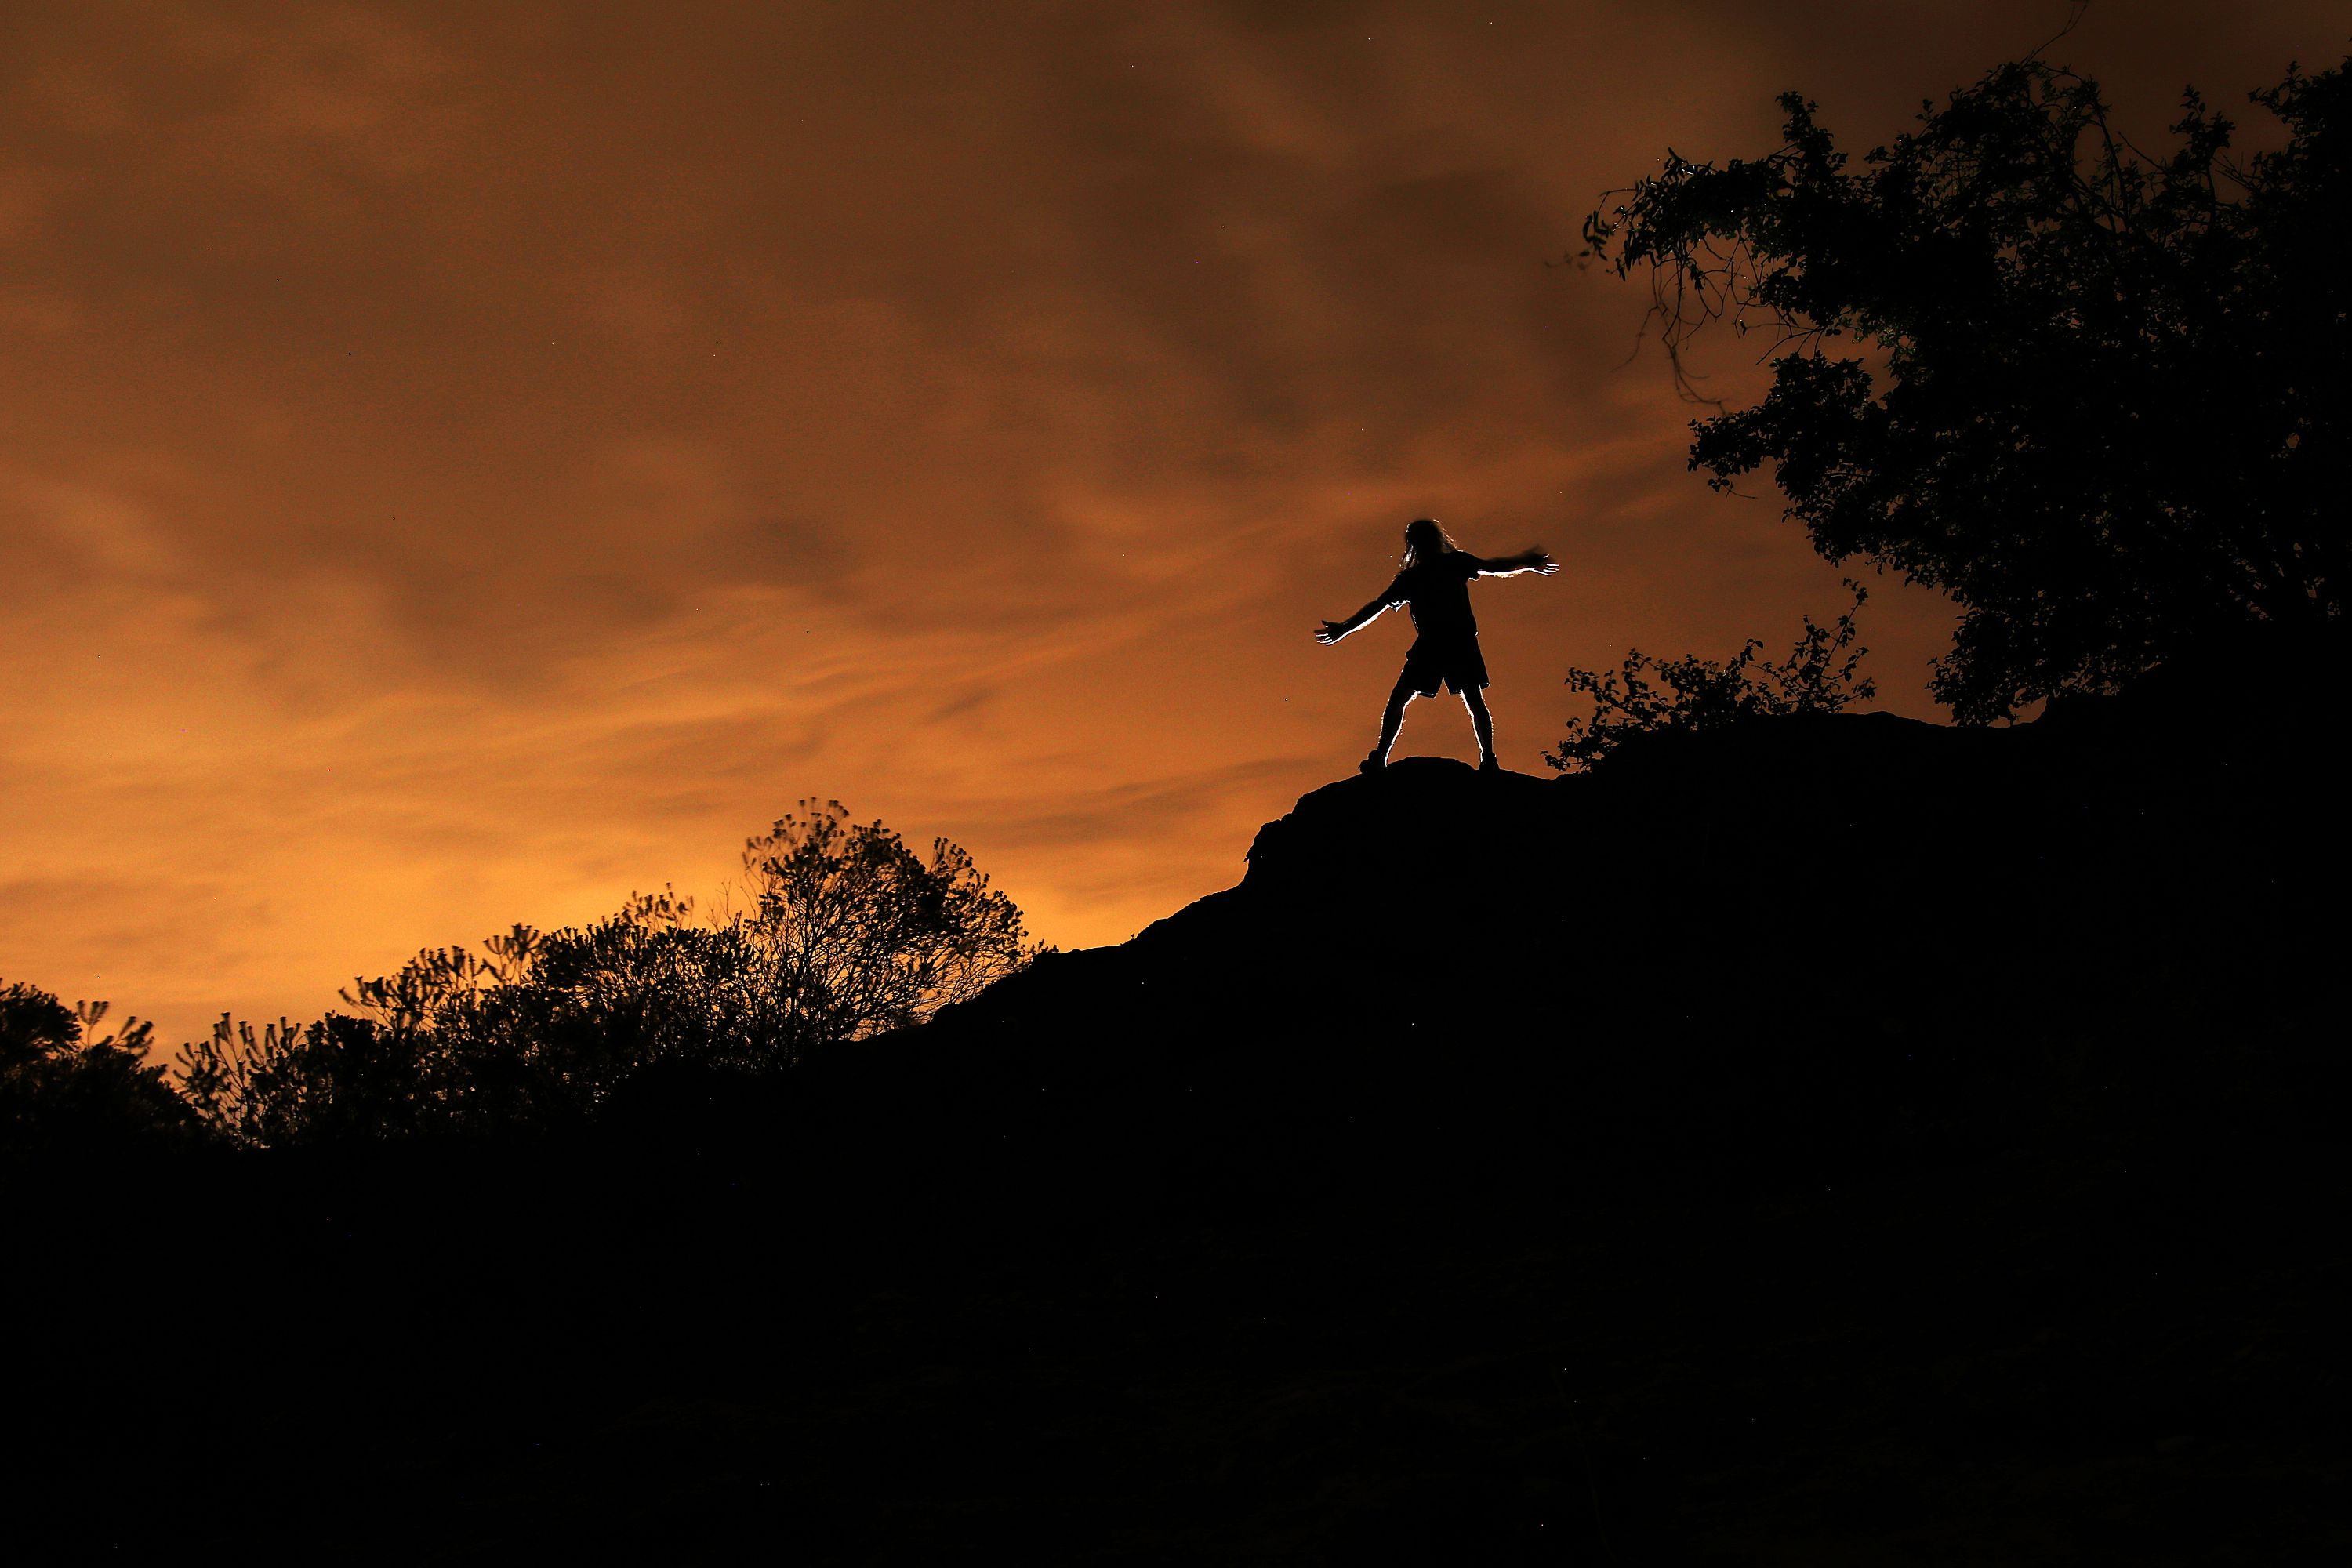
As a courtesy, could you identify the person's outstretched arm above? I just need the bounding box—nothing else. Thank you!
[1472,549,1558,577]
[1315,594,1394,644]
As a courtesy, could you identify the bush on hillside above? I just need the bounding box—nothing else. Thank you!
[176,804,1043,1147]
[1548,583,1876,773]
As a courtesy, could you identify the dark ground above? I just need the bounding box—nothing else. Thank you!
[7,644,2347,1563]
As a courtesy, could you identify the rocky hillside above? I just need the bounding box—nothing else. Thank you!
[9,657,2347,1562]
[771,667,2344,1226]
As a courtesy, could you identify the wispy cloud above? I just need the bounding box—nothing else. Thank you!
[1,0,2325,1044]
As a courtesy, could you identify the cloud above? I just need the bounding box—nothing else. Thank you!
[0,0,2332,1047]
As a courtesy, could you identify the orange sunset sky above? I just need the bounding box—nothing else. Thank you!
[5,1,2343,1051]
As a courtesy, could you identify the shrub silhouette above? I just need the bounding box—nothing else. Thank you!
[1580,53,2349,721]
[729,800,1037,1045]
[2,981,195,1155]
[1547,583,1875,772]
[175,804,1041,1146]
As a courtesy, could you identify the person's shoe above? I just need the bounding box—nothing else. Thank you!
[1477,753,1501,773]
[1359,753,1385,775]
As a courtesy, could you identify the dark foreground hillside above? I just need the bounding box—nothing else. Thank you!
[9,651,2348,1563]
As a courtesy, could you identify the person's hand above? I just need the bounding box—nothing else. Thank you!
[1524,550,1558,575]
[1315,620,1348,644]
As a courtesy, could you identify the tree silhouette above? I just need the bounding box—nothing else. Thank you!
[1581,53,2348,721]
[174,806,1041,1146]
[2,981,194,1154]
[728,800,1038,1048]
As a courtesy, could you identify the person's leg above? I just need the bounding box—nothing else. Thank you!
[1368,676,1416,769]
[1462,685,1496,768]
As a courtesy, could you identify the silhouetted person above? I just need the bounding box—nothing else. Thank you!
[1316,517,1556,774]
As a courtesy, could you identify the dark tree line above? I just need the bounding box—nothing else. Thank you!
[1569,49,2347,728]
[6,804,1040,1152]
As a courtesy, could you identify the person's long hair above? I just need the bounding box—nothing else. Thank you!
[1400,517,1457,571]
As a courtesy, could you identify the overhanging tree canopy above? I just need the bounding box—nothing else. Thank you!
[1584,53,2347,721]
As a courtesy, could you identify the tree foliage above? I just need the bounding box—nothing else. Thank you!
[1582,53,2348,721]
[175,804,1042,1147]
[1547,584,1876,773]
[731,800,1037,1045]
[2,981,194,1155]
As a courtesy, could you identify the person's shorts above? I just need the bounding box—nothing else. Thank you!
[1400,636,1488,698]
